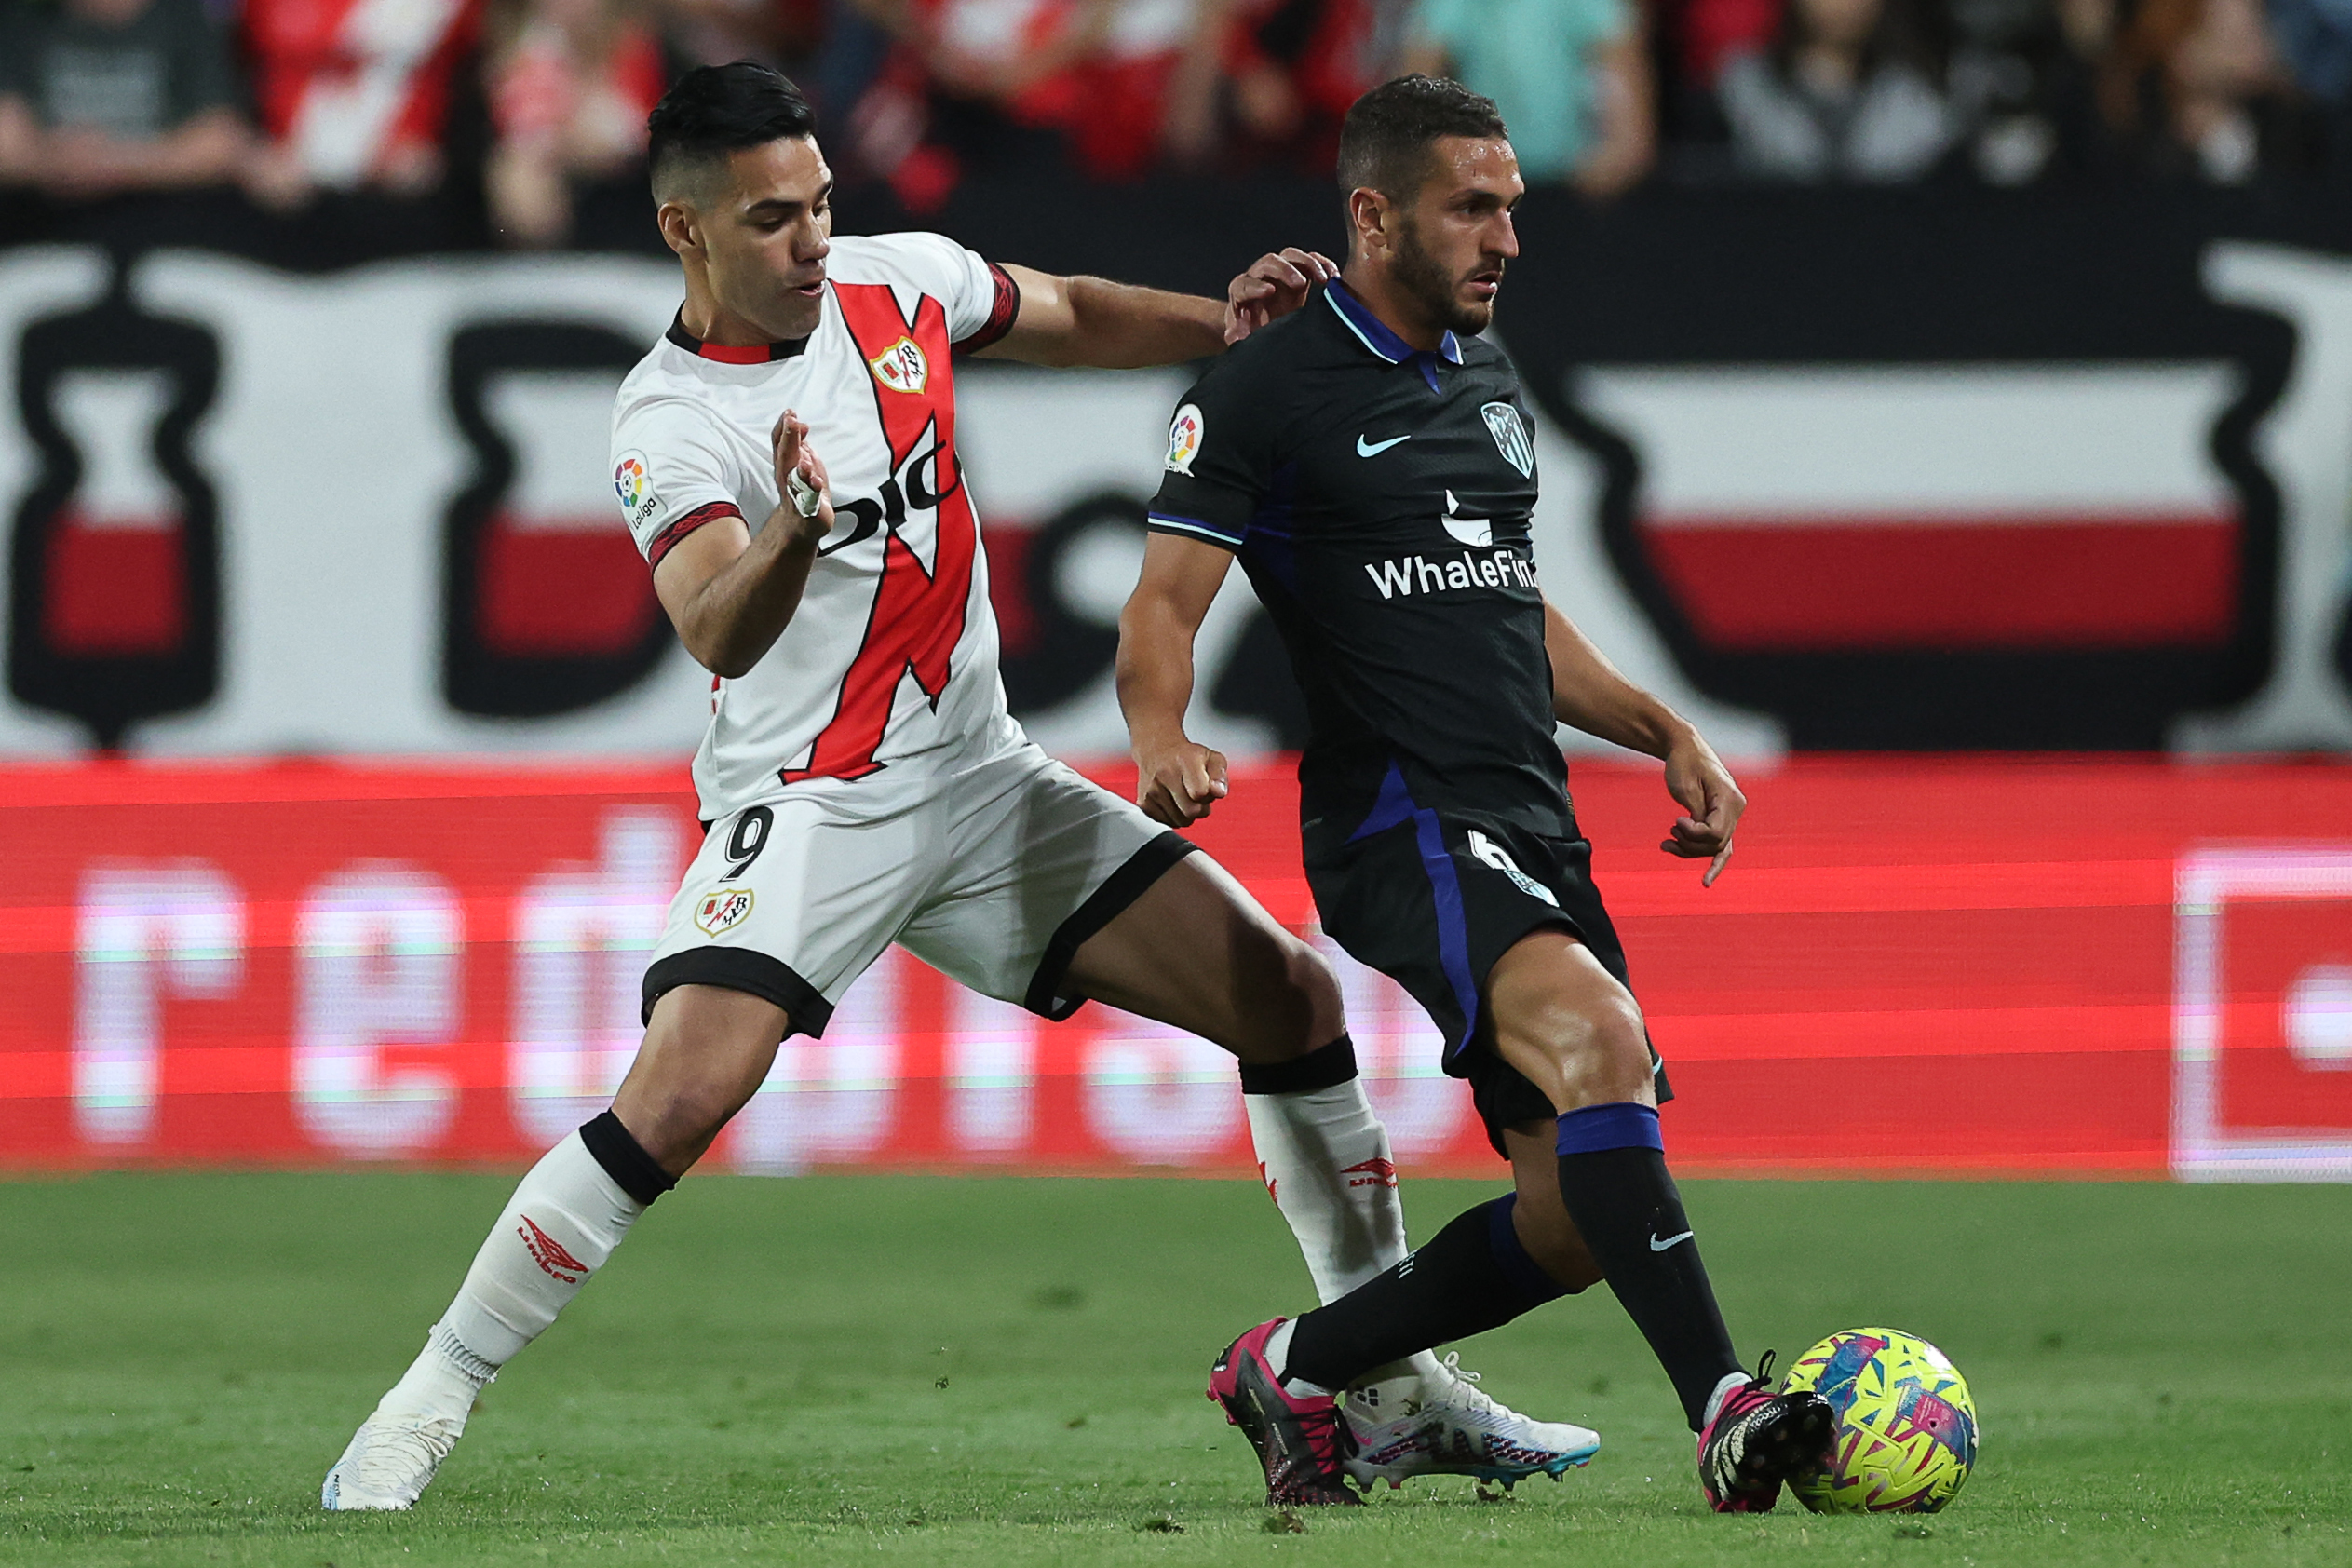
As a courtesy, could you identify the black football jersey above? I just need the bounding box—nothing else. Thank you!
[1149,281,1570,861]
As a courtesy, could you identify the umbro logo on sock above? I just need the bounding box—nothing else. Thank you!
[1342,1157,1398,1190]
[518,1215,589,1284]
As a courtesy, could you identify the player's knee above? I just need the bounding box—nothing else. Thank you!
[621,1075,754,1170]
[1220,927,1345,1061]
[1254,936,1345,1060]
[1286,940,1346,1048]
[1506,985,1649,1102]
[1589,993,1650,1074]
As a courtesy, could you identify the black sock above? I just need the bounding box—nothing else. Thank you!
[1279,1194,1566,1391]
[1554,1102,1741,1430]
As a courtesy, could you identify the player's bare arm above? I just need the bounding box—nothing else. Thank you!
[653,412,834,678]
[1542,600,1744,885]
[976,249,1337,369]
[1115,533,1236,825]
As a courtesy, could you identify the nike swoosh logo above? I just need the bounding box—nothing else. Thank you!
[1649,1230,1694,1252]
[1356,434,1411,457]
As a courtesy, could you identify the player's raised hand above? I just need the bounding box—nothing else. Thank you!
[1136,738,1231,827]
[1224,249,1340,345]
[1660,737,1745,886]
[770,408,834,541]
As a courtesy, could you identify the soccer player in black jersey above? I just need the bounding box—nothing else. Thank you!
[1116,74,1834,1512]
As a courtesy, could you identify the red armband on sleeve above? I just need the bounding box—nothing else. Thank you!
[646,501,743,569]
[954,261,1021,354]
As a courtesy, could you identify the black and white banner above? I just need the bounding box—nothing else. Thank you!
[8,189,2352,757]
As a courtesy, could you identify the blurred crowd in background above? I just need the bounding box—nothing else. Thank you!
[1,0,2348,249]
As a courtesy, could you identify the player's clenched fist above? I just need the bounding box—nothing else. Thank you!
[1136,739,1230,826]
[1224,248,1339,345]
[770,408,835,542]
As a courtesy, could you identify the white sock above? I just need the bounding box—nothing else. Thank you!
[1244,1076,1443,1389]
[371,1322,497,1424]
[438,1129,645,1369]
[1702,1369,1753,1428]
[1264,1318,1334,1399]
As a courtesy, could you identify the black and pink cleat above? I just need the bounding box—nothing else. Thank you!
[1696,1353,1835,1513]
[1206,1318,1363,1507]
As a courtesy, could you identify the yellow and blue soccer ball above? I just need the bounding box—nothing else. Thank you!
[1780,1328,1978,1513]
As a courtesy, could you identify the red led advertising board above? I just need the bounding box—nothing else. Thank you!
[4,758,2349,1180]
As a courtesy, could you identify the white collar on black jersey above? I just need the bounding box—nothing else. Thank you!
[1324,281,1464,368]
[665,311,813,364]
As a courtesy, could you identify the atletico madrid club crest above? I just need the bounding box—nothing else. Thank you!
[869,336,930,394]
[695,886,755,936]
[1480,401,1534,478]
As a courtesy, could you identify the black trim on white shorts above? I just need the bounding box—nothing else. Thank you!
[642,947,836,1038]
[1022,830,1201,1021]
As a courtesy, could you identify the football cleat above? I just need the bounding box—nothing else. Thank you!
[1697,1352,1835,1513]
[321,1334,488,1512]
[320,1408,466,1510]
[1344,1352,1601,1489]
[1207,1318,1362,1507]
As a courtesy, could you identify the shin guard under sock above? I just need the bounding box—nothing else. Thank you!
[1279,1194,1566,1393]
[438,1114,668,1368]
[1553,1102,1742,1429]
[1241,1037,1443,1386]
[1239,1037,1408,1304]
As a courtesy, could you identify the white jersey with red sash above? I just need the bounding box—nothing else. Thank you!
[610,231,1023,823]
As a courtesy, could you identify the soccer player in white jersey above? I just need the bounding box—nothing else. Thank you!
[320,62,1594,1512]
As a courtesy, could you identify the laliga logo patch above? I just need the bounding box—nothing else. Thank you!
[1481,400,1534,479]
[869,336,929,394]
[695,886,755,936]
[1165,402,1204,474]
[614,451,658,523]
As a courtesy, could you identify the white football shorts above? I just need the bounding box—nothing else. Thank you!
[641,742,1192,1036]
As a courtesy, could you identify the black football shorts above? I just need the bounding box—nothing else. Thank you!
[1307,811,1671,1156]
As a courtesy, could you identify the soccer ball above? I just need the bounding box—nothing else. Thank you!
[1779,1328,1978,1513]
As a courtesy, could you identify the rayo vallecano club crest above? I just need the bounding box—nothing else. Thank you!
[1481,401,1534,479]
[695,886,754,937]
[869,335,929,394]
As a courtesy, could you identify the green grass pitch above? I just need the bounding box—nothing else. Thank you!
[2,1171,2345,1567]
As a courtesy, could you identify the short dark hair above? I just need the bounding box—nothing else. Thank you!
[1336,74,1508,198]
[648,62,818,197]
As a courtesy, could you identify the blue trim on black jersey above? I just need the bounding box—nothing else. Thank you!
[1325,281,1463,368]
[1348,761,1481,1060]
[1241,461,1301,589]
[1349,762,1418,842]
[1146,512,1244,549]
